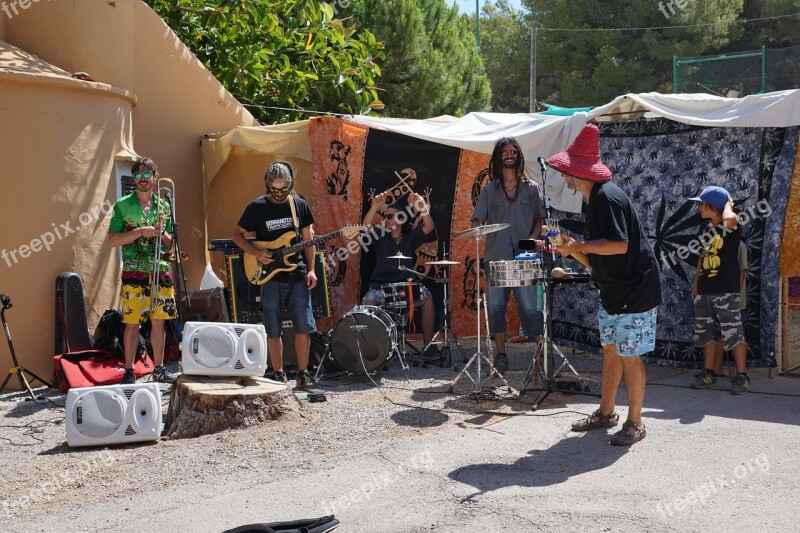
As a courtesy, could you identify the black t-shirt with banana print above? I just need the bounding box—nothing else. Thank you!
[697,223,741,295]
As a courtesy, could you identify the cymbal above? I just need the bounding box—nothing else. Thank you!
[454,223,510,239]
[388,253,412,260]
[426,260,459,266]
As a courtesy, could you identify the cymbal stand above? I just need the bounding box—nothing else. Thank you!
[448,233,508,396]
[519,245,598,408]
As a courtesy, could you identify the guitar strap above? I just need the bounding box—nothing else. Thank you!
[287,194,301,237]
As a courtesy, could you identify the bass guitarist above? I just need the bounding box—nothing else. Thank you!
[232,160,317,388]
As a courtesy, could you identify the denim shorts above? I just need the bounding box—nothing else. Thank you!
[598,305,658,356]
[486,283,543,337]
[259,279,316,338]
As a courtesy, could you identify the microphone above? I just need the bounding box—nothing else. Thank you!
[537,156,547,173]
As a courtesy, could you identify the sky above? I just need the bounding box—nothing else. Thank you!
[454,0,525,15]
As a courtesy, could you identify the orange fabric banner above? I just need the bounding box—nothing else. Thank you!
[309,116,369,333]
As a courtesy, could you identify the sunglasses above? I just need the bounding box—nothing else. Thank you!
[269,187,290,195]
[502,149,518,156]
[134,172,153,180]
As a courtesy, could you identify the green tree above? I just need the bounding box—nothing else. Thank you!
[144,0,384,123]
[523,0,745,107]
[471,0,531,112]
[347,0,491,117]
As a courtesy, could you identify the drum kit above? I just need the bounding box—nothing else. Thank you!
[316,219,596,405]
[318,244,468,378]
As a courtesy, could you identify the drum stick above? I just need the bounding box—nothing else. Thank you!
[393,170,413,194]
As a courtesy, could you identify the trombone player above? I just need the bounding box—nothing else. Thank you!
[109,157,178,384]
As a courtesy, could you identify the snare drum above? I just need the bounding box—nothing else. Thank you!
[380,281,424,310]
[489,259,542,287]
[328,306,397,373]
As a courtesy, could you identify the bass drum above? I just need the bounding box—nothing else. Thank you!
[328,306,397,373]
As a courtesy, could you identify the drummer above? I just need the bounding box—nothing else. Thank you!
[471,137,545,374]
[362,191,439,361]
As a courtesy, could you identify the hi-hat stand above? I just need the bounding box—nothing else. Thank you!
[0,294,51,402]
[400,246,466,368]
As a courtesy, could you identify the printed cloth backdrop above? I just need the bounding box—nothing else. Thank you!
[311,116,799,368]
[310,116,522,339]
[553,120,798,368]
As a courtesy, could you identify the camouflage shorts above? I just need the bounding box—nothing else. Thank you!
[693,293,744,352]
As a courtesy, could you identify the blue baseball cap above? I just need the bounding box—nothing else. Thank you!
[689,186,730,210]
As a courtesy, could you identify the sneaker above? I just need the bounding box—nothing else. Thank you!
[152,365,177,383]
[271,370,288,383]
[494,353,509,374]
[421,344,441,362]
[609,420,646,446]
[296,370,314,389]
[121,368,136,385]
[731,374,751,395]
[691,371,717,389]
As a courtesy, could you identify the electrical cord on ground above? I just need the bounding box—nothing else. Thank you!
[0,417,64,446]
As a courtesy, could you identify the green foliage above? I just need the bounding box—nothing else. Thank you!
[347,0,491,118]
[143,0,384,124]
[525,0,746,107]
[472,0,532,112]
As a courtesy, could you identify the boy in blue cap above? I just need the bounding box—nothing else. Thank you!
[689,186,750,394]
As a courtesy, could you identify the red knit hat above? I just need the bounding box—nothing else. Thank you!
[545,124,612,183]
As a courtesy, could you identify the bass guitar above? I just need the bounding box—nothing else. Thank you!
[243,225,364,285]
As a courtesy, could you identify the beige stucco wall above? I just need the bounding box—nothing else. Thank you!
[0,73,136,383]
[1,0,257,386]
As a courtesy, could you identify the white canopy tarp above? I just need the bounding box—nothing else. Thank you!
[203,90,800,213]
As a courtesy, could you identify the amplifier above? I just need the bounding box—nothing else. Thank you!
[226,252,330,324]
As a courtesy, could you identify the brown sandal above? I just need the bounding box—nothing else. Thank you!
[571,409,619,432]
[609,420,646,445]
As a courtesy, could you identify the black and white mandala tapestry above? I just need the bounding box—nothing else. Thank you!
[551,118,799,369]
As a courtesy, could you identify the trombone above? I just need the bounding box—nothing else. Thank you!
[149,178,176,312]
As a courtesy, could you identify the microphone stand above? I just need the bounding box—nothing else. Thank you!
[518,158,599,408]
[166,195,190,339]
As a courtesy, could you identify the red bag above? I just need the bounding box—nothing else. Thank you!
[53,350,154,393]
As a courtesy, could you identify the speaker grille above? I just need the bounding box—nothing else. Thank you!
[74,391,125,439]
[189,327,236,368]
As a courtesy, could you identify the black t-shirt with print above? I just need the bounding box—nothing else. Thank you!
[584,182,662,314]
[237,194,315,282]
[697,223,741,295]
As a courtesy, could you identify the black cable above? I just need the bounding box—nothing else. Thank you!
[0,417,65,446]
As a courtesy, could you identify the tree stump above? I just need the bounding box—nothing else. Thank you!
[164,374,302,439]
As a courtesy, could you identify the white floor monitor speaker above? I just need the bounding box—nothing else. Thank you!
[182,321,268,377]
[66,383,162,447]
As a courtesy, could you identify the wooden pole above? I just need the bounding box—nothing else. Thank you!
[781,276,789,372]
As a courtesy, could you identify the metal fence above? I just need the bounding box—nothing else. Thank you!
[674,45,800,97]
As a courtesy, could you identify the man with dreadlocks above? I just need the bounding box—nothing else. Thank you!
[232,160,317,389]
[471,138,544,374]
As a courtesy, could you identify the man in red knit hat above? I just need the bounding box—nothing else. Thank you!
[547,124,662,445]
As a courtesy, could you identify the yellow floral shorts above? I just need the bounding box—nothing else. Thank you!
[121,283,177,324]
